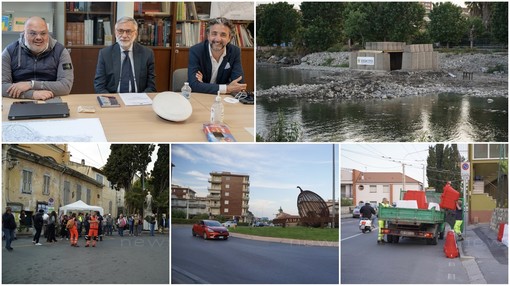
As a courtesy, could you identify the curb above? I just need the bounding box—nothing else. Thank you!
[457,228,488,284]
[229,232,338,247]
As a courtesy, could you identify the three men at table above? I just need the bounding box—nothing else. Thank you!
[1,16,74,100]
[2,16,247,97]
[94,16,156,94]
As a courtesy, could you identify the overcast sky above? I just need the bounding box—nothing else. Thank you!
[67,143,160,173]
[341,143,468,188]
[171,144,339,218]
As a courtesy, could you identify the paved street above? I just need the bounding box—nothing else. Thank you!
[2,233,169,284]
[341,217,470,284]
[171,225,339,284]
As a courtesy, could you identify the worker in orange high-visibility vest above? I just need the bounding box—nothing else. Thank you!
[85,212,99,247]
[68,213,79,247]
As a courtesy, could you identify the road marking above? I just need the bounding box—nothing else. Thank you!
[341,228,378,242]
[172,266,210,284]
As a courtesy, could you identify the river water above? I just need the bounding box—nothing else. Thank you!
[256,66,508,142]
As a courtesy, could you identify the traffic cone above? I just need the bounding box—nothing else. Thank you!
[497,223,506,242]
[444,230,459,258]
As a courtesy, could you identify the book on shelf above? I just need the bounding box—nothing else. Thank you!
[203,123,236,142]
[67,18,111,46]
[137,18,171,47]
[97,95,120,108]
[12,17,28,32]
[2,14,12,31]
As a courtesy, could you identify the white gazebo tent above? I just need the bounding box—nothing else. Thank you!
[59,200,104,216]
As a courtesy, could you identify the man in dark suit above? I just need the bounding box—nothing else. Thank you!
[94,16,156,93]
[188,17,247,94]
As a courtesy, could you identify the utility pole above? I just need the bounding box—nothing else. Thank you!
[332,144,336,229]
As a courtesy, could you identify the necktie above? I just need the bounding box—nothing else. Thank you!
[120,50,134,93]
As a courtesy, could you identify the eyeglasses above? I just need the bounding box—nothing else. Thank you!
[116,29,134,35]
[27,31,48,38]
[234,91,248,100]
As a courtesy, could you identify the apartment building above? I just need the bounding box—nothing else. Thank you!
[208,172,250,222]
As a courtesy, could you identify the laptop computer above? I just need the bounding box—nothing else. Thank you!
[7,101,70,120]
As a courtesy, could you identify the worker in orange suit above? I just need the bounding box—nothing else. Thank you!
[68,213,79,247]
[85,211,99,247]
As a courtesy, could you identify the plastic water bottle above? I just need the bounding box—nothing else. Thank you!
[210,92,224,124]
[181,82,191,99]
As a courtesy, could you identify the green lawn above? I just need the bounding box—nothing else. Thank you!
[228,226,339,242]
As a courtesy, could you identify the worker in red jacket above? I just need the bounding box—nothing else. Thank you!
[86,212,99,247]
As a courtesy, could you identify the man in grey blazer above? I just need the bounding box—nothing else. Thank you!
[94,17,156,93]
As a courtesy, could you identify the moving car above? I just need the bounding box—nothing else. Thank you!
[352,206,361,218]
[222,220,237,228]
[192,220,229,240]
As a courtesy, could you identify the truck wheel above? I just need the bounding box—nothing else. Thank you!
[393,236,400,244]
[439,231,445,240]
[426,235,438,245]
[362,229,367,233]
[387,235,393,243]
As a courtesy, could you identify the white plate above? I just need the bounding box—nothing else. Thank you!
[152,91,193,122]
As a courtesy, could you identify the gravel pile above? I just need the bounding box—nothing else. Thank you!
[258,52,507,101]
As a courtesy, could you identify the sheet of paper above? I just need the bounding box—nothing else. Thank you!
[3,118,107,142]
[118,93,153,106]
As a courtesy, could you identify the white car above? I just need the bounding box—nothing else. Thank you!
[222,221,237,227]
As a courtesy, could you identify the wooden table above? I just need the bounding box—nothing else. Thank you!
[2,93,254,142]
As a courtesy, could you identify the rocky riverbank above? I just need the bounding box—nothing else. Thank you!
[257,52,508,101]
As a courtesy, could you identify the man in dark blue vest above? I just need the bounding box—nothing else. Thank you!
[2,16,73,100]
[188,17,247,94]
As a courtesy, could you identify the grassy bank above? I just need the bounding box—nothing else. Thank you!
[228,226,338,242]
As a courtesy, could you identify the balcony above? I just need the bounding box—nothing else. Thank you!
[208,195,220,201]
[242,203,249,209]
[208,188,221,194]
[208,177,222,183]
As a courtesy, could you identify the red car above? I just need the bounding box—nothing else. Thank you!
[192,220,229,240]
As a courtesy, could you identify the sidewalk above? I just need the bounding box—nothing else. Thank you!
[229,232,339,247]
[458,223,508,284]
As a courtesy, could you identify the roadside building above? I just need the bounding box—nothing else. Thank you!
[67,159,123,217]
[171,185,207,218]
[2,144,103,223]
[468,144,508,226]
[347,169,422,206]
[272,207,300,227]
[208,171,250,222]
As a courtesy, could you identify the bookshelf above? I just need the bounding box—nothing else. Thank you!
[2,2,55,50]
[170,2,254,91]
[62,1,254,94]
[64,2,116,46]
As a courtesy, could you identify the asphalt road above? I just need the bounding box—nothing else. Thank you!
[2,233,169,284]
[341,217,470,284]
[171,225,339,284]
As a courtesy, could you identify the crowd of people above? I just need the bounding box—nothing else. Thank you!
[3,208,168,251]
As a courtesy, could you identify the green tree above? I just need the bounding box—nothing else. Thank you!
[427,144,462,193]
[428,2,467,48]
[466,17,485,48]
[151,144,170,218]
[466,2,493,30]
[343,2,425,46]
[102,144,155,193]
[491,2,508,44]
[299,2,346,52]
[257,2,301,46]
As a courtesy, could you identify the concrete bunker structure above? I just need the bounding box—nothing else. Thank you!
[350,42,439,71]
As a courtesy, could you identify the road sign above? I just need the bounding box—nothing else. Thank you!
[461,162,470,178]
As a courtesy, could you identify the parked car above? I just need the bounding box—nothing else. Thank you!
[352,206,361,218]
[254,222,268,227]
[192,220,229,240]
[222,220,237,228]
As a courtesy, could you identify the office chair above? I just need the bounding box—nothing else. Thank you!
[172,68,188,92]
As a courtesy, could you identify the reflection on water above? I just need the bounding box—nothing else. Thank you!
[256,94,508,142]
[256,65,332,90]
